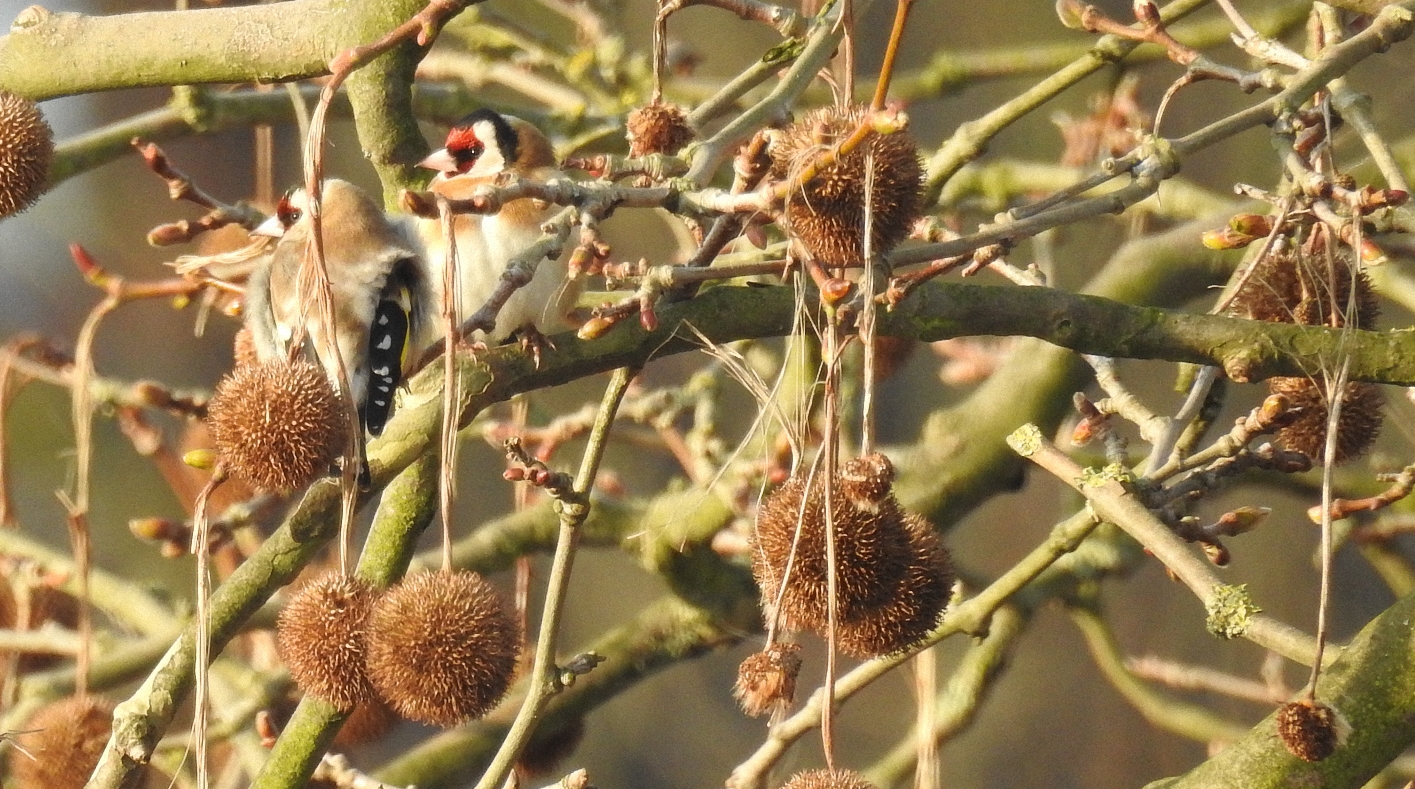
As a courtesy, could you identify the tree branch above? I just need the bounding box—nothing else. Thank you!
[1148,590,1415,789]
[0,0,480,100]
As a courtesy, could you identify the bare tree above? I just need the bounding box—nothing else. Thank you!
[3,1,1415,788]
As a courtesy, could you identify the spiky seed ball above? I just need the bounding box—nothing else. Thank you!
[8,695,114,789]
[627,102,694,158]
[1227,247,1377,330]
[1225,243,1383,464]
[1267,377,1384,464]
[206,359,347,492]
[767,105,922,267]
[837,512,954,658]
[1277,699,1342,762]
[779,769,879,789]
[734,641,803,717]
[277,572,380,712]
[0,91,52,218]
[365,570,520,727]
[751,453,915,631]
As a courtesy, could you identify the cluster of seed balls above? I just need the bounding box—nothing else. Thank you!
[741,453,953,715]
[1226,241,1383,464]
[277,568,520,728]
[750,453,953,658]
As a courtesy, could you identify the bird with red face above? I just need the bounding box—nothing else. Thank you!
[417,109,579,346]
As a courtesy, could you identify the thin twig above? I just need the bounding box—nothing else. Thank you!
[472,366,636,789]
[1008,425,1323,666]
[871,0,915,111]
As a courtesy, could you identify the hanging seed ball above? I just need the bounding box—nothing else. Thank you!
[751,453,915,632]
[1267,377,1384,464]
[733,641,803,717]
[0,91,53,218]
[1227,247,1378,330]
[779,769,879,789]
[206,359,348,492]
[1277,699,1343,762]
[365,570,520,727]
[1226,243,1383,464]
[836,512,954,658]
[767,105,922,267]
[8,695,115,789]
[626,101,694,158]
[277,572,380,712]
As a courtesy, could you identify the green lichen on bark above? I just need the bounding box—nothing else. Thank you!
[1204,584,1261,639]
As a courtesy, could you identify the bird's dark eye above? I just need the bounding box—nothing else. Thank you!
[276,193,303,227]
[456,141,485,172]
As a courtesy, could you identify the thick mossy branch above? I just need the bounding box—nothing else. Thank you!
[45,82,543,190]
[879,282,1415,385]
[343,12,433,201]
[0,0,474,100]
[1146,590,1415,789]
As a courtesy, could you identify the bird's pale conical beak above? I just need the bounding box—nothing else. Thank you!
[251,214,286,238]
[418,148,459,173]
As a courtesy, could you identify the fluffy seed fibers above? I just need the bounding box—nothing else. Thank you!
[365,570,520,727]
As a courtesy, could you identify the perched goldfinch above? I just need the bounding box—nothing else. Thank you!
[417,109,579,344]
[246,179,435,437]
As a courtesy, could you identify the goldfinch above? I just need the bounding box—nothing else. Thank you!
[417,109,579,344]
[246,179,435,437]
